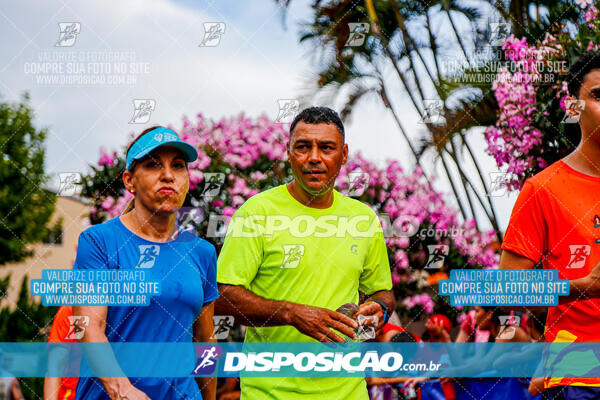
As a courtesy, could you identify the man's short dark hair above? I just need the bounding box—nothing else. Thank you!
[567,52,600,98]
[289,106,345,140]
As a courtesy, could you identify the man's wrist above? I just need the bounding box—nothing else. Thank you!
[369,299,390,324]
[279,301,295,326]
[99,377,130,398]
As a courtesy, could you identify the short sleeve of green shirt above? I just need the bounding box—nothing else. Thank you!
[359,213,392,294]
[216,205,263,289]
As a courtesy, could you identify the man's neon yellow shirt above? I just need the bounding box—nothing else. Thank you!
[217,184,392,400]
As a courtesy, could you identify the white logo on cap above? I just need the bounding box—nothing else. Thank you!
[154,132,177,142]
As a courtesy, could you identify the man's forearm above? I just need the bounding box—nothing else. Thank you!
[197,376,216,400]
[77,324,131,395]
[215,284,293,327]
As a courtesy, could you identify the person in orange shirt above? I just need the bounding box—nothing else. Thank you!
[44,306,79,400]
[501,51,600,399]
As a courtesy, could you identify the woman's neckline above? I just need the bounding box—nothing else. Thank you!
[116,215,181,244]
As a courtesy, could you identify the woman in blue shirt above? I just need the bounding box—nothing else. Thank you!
[73,126,219,399]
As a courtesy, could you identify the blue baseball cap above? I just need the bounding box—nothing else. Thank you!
[126,127,198,170]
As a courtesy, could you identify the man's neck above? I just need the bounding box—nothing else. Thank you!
[563,141,600,177]
[286,181,333,209]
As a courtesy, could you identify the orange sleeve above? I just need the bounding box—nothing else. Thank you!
[501,180,547,263]
[48,306,73,343]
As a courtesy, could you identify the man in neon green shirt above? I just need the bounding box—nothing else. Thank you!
[216,106,394,399]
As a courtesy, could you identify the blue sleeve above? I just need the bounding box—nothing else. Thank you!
[202,245,219,306]
[73,230,110,270]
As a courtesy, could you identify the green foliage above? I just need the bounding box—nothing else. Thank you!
[80,156,127,225]
[0,93,59,396]
[526,3,600,172]
[0,277,56,341]
[0,94,55,265]
[0,274,58,399]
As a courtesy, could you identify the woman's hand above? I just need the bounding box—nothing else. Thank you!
[73,306,150,400]
[103,378,151,400]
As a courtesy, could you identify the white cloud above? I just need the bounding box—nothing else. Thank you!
[0,0,308,174]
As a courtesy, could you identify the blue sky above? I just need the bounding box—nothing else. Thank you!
[0,0,518,231]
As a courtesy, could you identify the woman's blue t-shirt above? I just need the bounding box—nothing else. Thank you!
[73,216,219,400]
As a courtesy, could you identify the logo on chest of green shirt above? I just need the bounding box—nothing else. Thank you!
[281,244,305,269]
[595,215,600,244]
